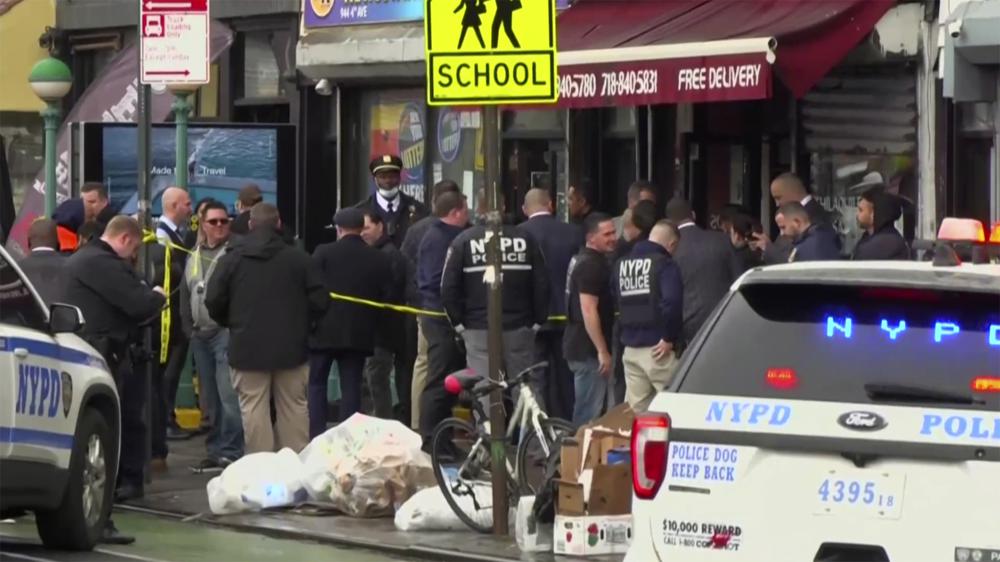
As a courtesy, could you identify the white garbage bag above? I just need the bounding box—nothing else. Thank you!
[394,485,486,531]
[300,413,436,518]
[206,448,308,515]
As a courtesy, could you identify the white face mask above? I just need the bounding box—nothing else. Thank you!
[378,187,400,200]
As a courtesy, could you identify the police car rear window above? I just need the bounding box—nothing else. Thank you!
[677,283,1000,412]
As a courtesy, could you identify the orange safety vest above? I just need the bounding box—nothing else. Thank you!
[56,225,79,252]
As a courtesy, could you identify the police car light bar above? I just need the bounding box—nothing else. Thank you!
[990,222,1000,244]
[937,217,985,243]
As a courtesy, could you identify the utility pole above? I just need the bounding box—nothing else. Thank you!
[170,89,193,188]
[482,104,508,536]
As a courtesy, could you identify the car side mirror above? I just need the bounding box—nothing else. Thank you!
[50,303,85,334]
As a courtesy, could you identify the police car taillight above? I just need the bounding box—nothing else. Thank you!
[937,217,985,242]
[631,415,670,500]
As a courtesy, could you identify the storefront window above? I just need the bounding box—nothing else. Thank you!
[243,32,283,99]
[0,113,43,214]
[809,153,917,252]
[430,107,483,213]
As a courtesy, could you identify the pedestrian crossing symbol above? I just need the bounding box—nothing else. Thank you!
[425,0,558,106]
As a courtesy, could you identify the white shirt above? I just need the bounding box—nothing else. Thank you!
[801,195,814,206]
[156,216,180,245]
[528,211,550,219]
[678,221,697,230]
[376,192,400,214]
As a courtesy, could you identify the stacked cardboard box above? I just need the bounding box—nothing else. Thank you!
[553,404,635,556]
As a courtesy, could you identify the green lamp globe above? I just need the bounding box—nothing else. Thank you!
[28,57,73,102]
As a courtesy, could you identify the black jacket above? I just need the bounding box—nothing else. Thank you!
[206,227,329,371]
[517,214,583,321]
[853,192,909,260]
[672,224,742,344]
[764,197,835,264]
[147,241,187,345]
[311,234,393,354]
[441,225,549,330]
[18,250,67,306]
[231,211,251,236]
[375,236,411,351]
[613,240,683,348]
[416,219,465,311]
[62,240,166,344]
[791,223,842,262]
[354,193,429,249]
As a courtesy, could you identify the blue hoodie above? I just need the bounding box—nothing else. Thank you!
[615,240,684,348]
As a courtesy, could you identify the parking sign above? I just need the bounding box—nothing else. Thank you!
[140,0,210,85]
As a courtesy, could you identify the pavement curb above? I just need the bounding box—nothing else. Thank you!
[115,504,519,562]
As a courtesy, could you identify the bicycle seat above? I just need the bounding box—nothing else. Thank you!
[444,368,483,395]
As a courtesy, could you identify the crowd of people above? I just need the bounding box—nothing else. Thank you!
[15,152,910,543]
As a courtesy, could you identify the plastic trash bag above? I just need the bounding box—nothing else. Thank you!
[207,448,308,514]
[394,486,471,531]
[300,413,436,518]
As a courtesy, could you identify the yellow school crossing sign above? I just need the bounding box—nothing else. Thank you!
[425,0,558,105]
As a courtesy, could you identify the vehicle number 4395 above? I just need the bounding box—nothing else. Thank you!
[818,479,893,506]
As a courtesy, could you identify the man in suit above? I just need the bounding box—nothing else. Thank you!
[153,186,194,457]
[755,173,836,264]
[355,154,429,249]
[310,208,393,433]
[612,180,657,239]
[665,197,741,346]
[18,218,67,306]
[518,188,582,419]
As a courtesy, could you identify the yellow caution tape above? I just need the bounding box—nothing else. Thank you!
[160,242,171,364]
[140,230,568,322]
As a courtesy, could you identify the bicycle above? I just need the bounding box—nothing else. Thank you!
[429,361,574,534]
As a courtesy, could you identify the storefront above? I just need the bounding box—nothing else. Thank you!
[298,0,934,250]
[941,0,1000,227]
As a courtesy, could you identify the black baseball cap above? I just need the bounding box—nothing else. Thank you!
[333,207,365,229]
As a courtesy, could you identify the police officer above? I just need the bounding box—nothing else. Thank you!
[355,154,429,249]
[614,219,683,412]
[62,216,167,544]
[441,218,549,410]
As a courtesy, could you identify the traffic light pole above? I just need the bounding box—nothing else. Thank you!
[482,104,508,536]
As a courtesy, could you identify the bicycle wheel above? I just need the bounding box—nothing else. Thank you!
[430,417,496,534]
[515,417,575,495]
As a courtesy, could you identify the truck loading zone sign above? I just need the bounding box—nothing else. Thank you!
[425,0,558,105]
[141,0,210,85]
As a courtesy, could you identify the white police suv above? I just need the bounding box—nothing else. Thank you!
[0,245,120,550]
[627,219,1000,562]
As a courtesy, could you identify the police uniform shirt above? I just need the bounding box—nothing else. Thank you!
[563,247,614,363]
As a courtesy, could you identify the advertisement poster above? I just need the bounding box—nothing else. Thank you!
[367,93,427,202]
[303,0,569,28]
[100,125,279,216]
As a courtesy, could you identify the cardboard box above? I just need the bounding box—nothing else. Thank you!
[560,438,581,482]
[553,514,633,556]
[555,479,585,516]
[587,464,632,515]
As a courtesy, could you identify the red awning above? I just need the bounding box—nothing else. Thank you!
[555,0,895,108]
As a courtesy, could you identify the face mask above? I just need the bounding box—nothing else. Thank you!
[378,187,400,200]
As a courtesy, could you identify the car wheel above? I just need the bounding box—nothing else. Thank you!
[35,408,113,550]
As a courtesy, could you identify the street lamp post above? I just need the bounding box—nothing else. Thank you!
[168,85,197,189]
[28,57,73,218]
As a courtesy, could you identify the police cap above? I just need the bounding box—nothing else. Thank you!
[369,154,403,175]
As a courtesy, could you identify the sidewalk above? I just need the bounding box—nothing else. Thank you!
[122,436,625,562]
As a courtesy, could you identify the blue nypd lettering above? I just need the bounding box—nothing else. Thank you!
[825,316,1000,348]
[919,413,1000,441]
[706,400,791,427]
[14,364,62,418]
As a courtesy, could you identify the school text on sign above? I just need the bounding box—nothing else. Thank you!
[424,0,559,105]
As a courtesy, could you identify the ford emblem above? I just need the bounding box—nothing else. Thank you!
[838,411,887,431]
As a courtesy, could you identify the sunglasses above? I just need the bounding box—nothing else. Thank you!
[205,218,231,226]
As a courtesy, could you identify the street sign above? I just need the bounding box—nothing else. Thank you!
[140,0,210,85]
[425,0,558,106]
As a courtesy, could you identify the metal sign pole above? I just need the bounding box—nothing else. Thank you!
[135,27,154,482]
[483,104,508,536]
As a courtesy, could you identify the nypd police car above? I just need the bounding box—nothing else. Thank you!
[0,246,120,550]
[627,219,1000,562]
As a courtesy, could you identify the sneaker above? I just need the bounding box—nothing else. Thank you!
[189,458,224,474]
[218,456,236,469]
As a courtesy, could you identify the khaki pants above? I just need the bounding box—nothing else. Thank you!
[232,364,309,454]
[410,321,429,429]
[623,346,679,413]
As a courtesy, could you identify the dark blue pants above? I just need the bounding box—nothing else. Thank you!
[308,350,368,438]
